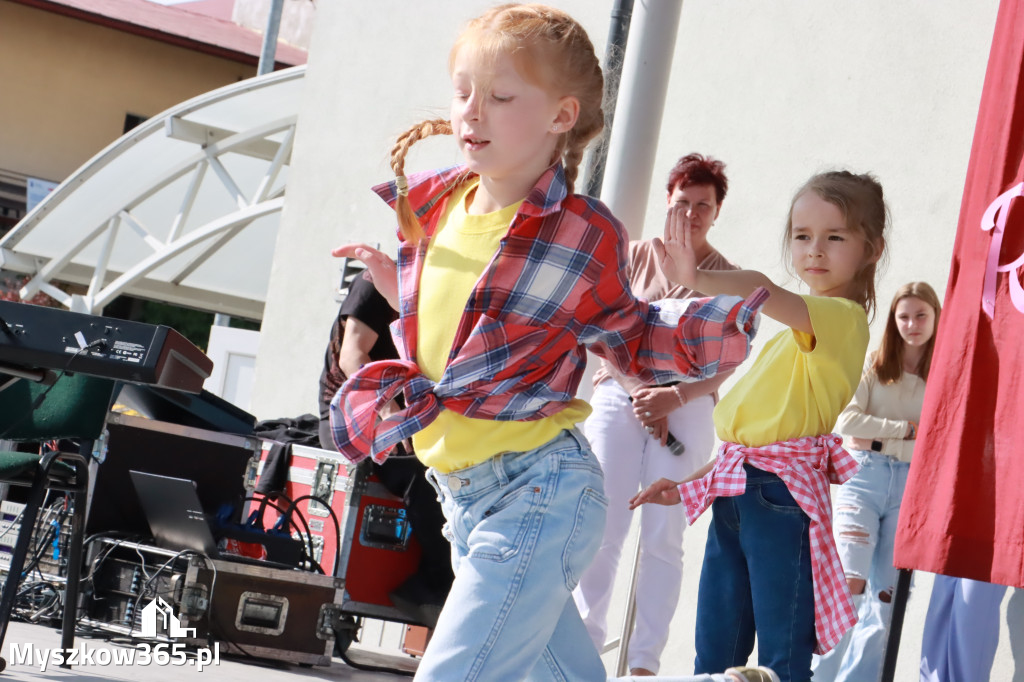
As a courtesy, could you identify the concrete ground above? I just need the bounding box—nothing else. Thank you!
[1,575,1021,681]
[0,620,414,681]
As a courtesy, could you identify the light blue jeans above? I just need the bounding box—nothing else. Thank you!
[419,429,609,681]
[417,428,753,682]
[920,575,1006,682]
[811,449,909,682]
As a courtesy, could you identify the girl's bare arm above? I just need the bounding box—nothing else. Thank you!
[628,459,715,509]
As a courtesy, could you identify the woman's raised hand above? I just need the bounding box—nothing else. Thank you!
[332,244,400,310]
[653,203,699,289]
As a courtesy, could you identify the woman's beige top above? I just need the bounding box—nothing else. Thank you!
[837,367,927,462]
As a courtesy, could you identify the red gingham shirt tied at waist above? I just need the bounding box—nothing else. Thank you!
[678,435,860,654]
[330,163,769,464]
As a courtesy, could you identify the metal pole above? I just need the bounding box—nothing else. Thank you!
[598,0,684,239]
[584,0,634,198]
[227,0,285,324]
[257,0,286,76]
[878,568,913,682]
[614,532,642,676]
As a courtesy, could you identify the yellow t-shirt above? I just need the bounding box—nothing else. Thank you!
[414,180,590,473]
[713,295,869,447]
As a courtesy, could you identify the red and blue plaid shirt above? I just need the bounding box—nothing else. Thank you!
[330,163,767,463]
[679,435,861,654]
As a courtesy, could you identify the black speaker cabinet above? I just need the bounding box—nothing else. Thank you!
[87,413,261,536]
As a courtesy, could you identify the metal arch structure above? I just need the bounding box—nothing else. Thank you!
[0,65,307,320]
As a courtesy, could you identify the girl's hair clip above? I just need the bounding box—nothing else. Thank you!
[395,175,409,197]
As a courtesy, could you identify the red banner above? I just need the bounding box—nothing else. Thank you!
[894,0,1024,585]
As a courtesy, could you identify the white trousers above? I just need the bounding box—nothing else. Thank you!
[574,381,715,673]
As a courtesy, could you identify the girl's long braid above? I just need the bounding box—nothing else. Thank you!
[390,118,453,243]
[560,88,603,194]
[541,11,604,195]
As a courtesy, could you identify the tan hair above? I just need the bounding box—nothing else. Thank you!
[389,4,604,243]
[783,170,890,319]
[871,281,942,383]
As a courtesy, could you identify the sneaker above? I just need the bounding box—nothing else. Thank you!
[724,667,781,682]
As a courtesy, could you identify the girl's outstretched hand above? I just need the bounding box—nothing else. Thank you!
[628,477,682,509]
[652,203,699,288]
[332,244,399,310]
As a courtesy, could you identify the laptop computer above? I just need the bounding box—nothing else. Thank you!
[129,470,300,569]
[130,471,221,557]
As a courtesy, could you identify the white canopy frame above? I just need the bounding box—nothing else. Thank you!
[0,65,306,319]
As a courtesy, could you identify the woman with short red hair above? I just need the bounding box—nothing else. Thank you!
[573,153,738,677]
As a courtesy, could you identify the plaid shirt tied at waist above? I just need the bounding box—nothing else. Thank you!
[679,435,860,654]
[332,288,768,463]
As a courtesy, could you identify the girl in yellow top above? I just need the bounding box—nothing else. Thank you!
[632,171,890,682]
[333,5,767,681]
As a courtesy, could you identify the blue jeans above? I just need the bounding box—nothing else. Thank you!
[695,465,815,682]
[812,449,910,682]
[418,429,609,681]
[920,575,1006,682]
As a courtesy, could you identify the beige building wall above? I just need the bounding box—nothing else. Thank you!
[0,1,255,184]
[253,1,1020,678]
[233,0,316,50]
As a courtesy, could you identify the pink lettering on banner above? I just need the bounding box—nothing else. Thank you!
[981,181,1024,319]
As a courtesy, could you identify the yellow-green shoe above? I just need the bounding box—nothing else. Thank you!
[724,667,781,682]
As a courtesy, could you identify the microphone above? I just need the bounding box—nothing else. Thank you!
[664,432,686,457]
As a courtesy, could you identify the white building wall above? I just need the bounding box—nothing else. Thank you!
[253,1,1020,678]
